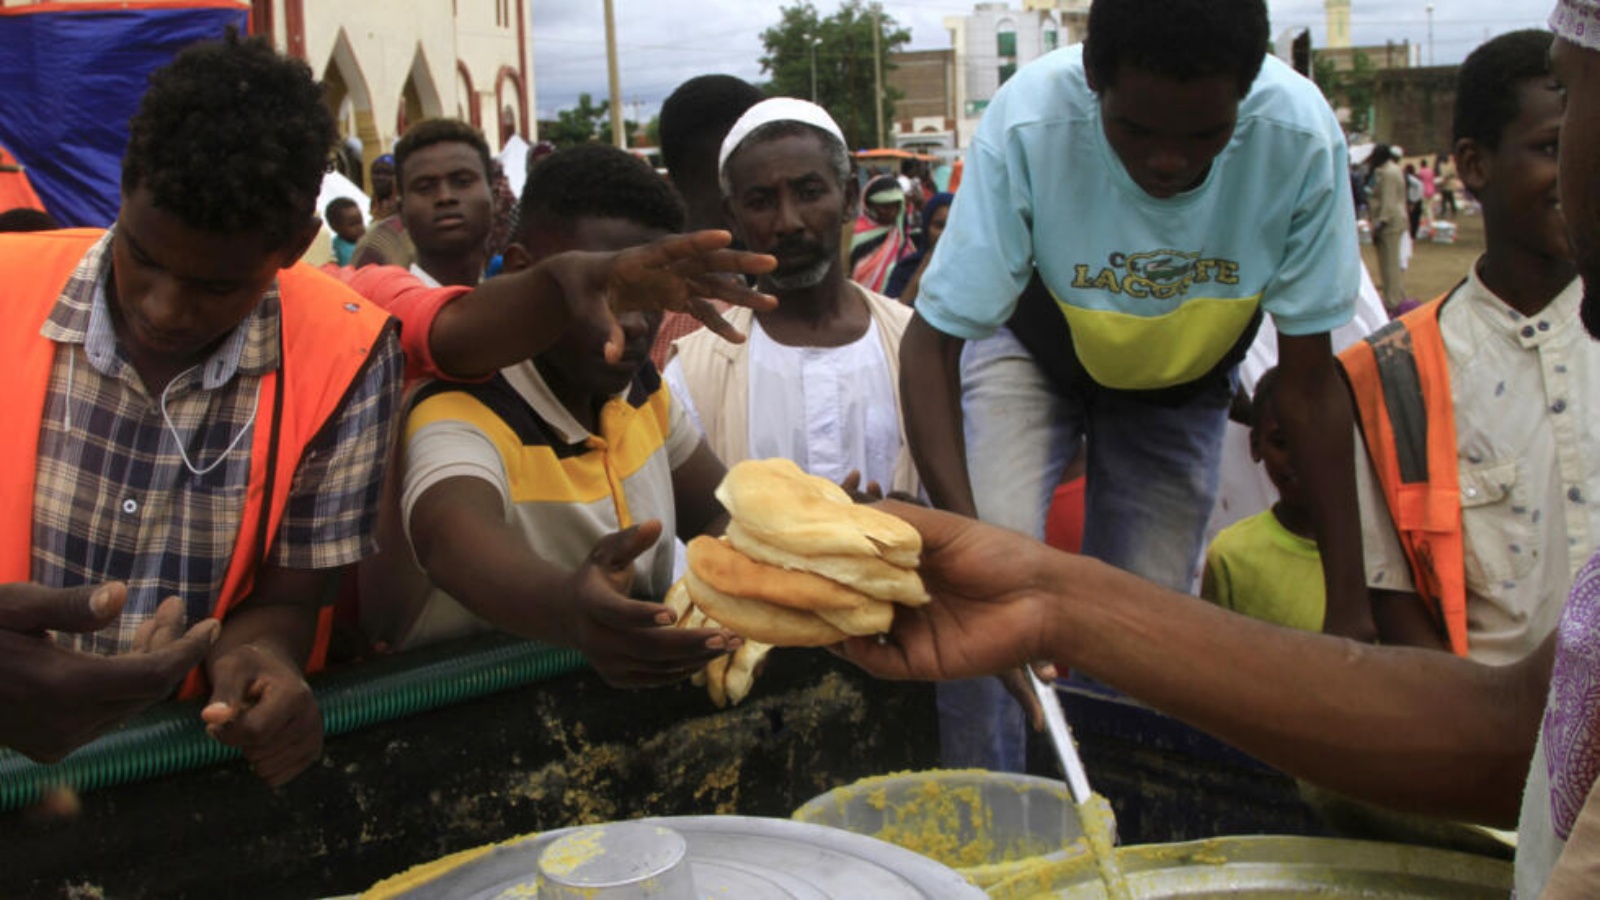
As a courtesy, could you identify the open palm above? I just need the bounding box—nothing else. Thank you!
[605,230,776,341]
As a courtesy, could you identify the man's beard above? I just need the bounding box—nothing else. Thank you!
[766,256,833,291]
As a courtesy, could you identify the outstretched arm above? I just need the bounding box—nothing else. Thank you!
[433,231,777,380]
[841,501,1547,827]
[1372,588,1451,652]
[1276,331,1373,642]
[410,476,739,687]
[900,314,976,518]
[670,440,730,540]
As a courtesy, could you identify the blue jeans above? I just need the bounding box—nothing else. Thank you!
[935,327,1231,771]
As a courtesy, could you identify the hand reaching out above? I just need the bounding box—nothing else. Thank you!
[543,230,778,361]
[202,641,321,787]
[562,520,744,688]
[0,583,217,762]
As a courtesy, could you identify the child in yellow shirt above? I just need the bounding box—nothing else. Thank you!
[1201,367,1325,631]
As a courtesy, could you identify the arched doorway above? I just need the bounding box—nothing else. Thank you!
[320,29,379,191]
[397,45,444,136]
[456,60,480,128]
[495,66,527,148]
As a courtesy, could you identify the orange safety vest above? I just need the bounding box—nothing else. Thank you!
[0,229,395,697]
[1338,290,1468,655]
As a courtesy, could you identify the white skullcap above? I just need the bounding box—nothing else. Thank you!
[718,97,849,176]
[1552,0,1600,53]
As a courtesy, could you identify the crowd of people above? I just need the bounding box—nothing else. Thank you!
[1357,146,1469,312]
[4,0,1600,892]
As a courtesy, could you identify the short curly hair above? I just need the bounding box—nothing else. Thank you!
[1454,30,1554,151]
[1249,365,1282,429]
[121,29,335,250]
[393,118,493,190]
[516,144,685,240]
[1085,0,1269,98]
[0,208,60,233]
[323,195,359,223]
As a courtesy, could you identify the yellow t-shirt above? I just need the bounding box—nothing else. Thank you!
[1201,509,1325,632]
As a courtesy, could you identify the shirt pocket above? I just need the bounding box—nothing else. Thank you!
[1458,458,1539,593]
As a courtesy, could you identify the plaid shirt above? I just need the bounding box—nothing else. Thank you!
[33,232,403,655]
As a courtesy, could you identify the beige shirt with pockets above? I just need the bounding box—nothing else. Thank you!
[1356,268,1600,664]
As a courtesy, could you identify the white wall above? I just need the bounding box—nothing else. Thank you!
[948,1,1085,149]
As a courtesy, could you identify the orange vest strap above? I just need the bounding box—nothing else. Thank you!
[0,230,103,584]
[0,230,394,694]
[1339,293,1470,655]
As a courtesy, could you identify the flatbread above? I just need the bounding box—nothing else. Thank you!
[687,536,875,613]
[704,653,731,708]
[684,570,849,647]
[814,598,895,637]
[724,640,772,706]
[715,459,921,567]
[664,578,694,622]
[726,522,930,606]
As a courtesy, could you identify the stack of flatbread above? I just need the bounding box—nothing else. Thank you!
[666,458,930,706]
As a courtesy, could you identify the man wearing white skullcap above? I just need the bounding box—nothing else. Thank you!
[665,98,922,505]
[838,7,1600,895]
[682,100,1058,774]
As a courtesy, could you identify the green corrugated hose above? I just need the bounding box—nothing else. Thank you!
[0,635,586,812]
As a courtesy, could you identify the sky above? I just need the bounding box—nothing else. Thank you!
[528,0,1554,123]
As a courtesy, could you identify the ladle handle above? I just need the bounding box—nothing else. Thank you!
[1029,669,1092,804]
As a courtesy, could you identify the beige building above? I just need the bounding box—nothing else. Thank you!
[939,0,1089,150]
[1325,0,1351,50]
[1372,64,1458,160]
[887,49,957,154]
[1317,41,1415,73]
[249,0,535,181]
[0,0,536,184]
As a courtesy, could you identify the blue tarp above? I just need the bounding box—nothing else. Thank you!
[0,3,249,227]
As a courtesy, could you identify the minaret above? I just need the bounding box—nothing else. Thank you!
[1326,0,1352,49]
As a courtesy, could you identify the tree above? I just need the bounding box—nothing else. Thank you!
[547,93,610,146]
[598,115,641,147]
[758,1,910,150]
[545,94,642,147]
[1313,49,1377,136]
[1342,51,1377,135]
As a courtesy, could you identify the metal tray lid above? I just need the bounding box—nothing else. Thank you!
[365,815,988,900]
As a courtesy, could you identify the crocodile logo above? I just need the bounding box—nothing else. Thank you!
[1071,249,1240,301]
[1127,251,1198,285]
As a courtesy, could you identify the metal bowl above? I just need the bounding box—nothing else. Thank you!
[985,834,1514,898]
[534,822,694,899]
[792,769,1087,888]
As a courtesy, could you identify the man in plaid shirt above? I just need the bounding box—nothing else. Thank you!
[2,34,783,781]
[1,32,404,786]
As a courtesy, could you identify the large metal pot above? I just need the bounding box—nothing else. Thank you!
[361,815,986,899]
[985,835,1513,898]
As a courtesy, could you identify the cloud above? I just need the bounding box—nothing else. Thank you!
[530,0,1555,125]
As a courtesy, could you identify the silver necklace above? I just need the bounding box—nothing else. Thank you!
[65,347,260,477]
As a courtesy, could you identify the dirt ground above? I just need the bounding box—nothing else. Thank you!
[1361,211,1485,304]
